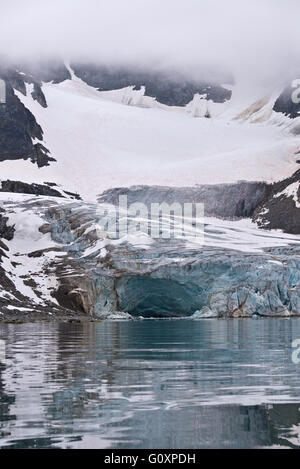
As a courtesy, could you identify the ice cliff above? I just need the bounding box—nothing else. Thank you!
[1,194,300,319]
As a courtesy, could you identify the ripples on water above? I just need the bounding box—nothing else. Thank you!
[0,319,300,449]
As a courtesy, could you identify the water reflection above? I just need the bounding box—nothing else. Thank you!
[0,319,299,448]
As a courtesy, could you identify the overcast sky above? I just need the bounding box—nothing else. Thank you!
[2,0,300,84]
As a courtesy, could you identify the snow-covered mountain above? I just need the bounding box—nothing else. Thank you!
[0,62,299,178]
[1,59,300,318]
[1,61,300,201]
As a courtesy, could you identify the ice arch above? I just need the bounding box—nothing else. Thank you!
[116,276,204,317]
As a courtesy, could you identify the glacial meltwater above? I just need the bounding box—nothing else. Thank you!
[1,319,300,449]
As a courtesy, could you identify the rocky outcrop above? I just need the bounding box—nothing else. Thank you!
[253,169,300,234]
[273,82,300,119]
[31,83,47,108]
[0,59,71,168]
[0,80,53,167]
[0,180,63,198]
[0,198,85,320]
[0,208,15,242]
[0,180,81,200]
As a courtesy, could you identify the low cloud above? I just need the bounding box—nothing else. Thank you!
[1,0,300,85]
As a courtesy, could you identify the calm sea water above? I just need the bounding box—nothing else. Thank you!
[0,319,300,449]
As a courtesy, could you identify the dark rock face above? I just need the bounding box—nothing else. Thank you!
[0,80,53,167]
[72,63,233,106]
[0,208,15,242]
[253,170,300,234]
[31,83,47,108]
[31,143,56,168]
[0,59,71,168]
[0,180,63,198]
[273,81,300,118]
[0,180,81,200]
[0,82,42,161]
[53,279,90,314]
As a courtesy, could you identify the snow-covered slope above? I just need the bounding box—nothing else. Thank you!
[1,71,300,201]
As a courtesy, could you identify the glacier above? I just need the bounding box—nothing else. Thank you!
[1,193,300,319]
[1,61,300,319]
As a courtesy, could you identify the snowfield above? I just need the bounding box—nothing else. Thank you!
[0,71,300,201]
